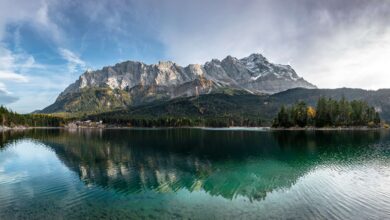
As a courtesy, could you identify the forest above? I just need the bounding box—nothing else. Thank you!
[0,96,384,129]
[272,97,382,128]
[0,106,66,127]
[86,114,265,127]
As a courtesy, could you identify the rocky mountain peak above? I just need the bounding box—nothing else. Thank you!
[42,52,316,113]
[157,60,175,66]
[222,55,239,63]
[241,53,268,63]
[67,53,315,93]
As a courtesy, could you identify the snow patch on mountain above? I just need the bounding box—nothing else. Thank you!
[56,53,316,104]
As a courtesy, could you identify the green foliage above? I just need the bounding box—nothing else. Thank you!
[273,97,381,128]
[84,93,267,127]
[40,87,390,125]
[41,87,132,114]
[0,106,66,127]
[291,101,308,127]
[86,115,264,128]
[276,106,291,128]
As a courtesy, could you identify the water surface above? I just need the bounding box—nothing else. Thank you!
[0,128,390,219]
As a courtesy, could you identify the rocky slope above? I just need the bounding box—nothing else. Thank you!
[42,53,316,113]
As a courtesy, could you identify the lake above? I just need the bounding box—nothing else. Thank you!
[0,128,390,219]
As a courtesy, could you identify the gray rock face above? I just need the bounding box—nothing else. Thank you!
[61,53,315,97]
[45,53,316,113]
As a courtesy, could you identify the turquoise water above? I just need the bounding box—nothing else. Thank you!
[0,129,390,219]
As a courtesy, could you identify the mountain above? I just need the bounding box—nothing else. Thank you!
[41,53,315,113]
[86,88,390,126]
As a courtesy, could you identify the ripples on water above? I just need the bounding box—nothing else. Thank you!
[0,129,390,219]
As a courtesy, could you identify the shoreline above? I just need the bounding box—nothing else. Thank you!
[105,126,388,131]
[270,126,387,131]
[0,126,62,132]
[66,124,390,131]
[1,125,389,131]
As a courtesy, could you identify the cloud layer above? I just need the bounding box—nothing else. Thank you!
[1,0,390,112]
[147,0,390,89]
[0,89,18,104]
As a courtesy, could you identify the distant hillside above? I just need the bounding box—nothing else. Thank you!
[270,88,390,120]
[86,88,390,126]
[87,90,269,127]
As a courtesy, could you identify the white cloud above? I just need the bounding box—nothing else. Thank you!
[2,0,390,111]
[0,40,46,107]
[0,0,80,111]
[0,0,64,43]
[0,0,58,103]
[34,0,63,43]
[0,82,18,104]
[148,0,306,65]
[0,82,8,93]
[20,56,45,70]
[143,0,390,90]
[0,71,28,82]
[0,46,30,83]
[6,69,81,112]
[58,48,86,73]
[299,25,390,89]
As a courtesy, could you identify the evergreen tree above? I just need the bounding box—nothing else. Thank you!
[274,105,291,127]
[292,101,307,127]
[315,97,327,127]
[374,112,381,125]
[272,98,382,128]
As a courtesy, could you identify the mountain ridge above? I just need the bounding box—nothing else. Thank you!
[62,53,314,94]
[41,53,316,113]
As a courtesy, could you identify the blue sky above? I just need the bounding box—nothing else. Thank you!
[1,0,390,112]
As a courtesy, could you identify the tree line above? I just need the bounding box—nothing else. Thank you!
[272,97,381,128]
[0,106,66,127]
[87,114,265,127]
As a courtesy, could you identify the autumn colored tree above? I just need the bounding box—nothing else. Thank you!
[273,98,381,128]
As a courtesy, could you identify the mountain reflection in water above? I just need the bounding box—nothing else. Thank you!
[1,128,388,202]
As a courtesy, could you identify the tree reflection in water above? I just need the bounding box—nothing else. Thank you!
[1,128,388,201]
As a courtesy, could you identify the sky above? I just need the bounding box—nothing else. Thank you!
[1,0,390,113]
